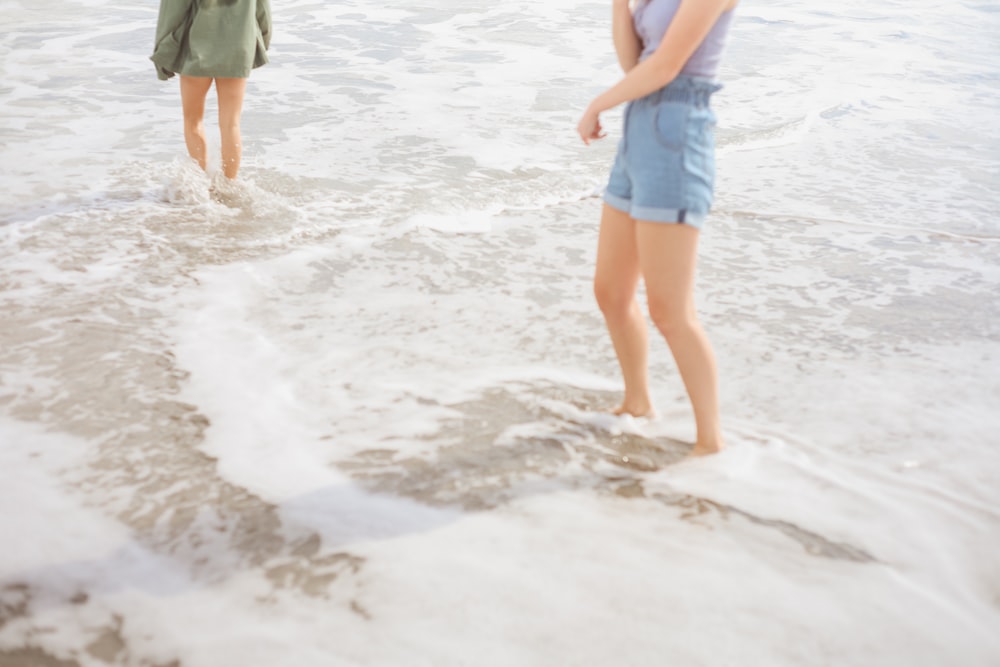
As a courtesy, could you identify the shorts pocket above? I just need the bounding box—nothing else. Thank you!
[682,107,717,199]
[652,101,690,151]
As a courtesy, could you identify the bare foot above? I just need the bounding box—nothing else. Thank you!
[611,402,656,419]
[687,440,725,458]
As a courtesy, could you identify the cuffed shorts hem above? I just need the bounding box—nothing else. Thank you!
[602,192,707,229]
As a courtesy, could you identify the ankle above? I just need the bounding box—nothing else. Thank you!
[694,432,724,453]
[615,397,654,417]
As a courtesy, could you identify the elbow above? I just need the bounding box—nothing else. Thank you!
[648,52,682,88]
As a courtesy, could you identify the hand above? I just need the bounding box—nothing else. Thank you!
[577,106,606,145]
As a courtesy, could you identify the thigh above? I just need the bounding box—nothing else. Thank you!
[635,221,700,312]
[214,77,247,123]
[595,204,642,298]
[179,75,213,119]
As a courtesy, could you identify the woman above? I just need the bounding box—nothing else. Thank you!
[150,0,272,180]
[577,0,737,456]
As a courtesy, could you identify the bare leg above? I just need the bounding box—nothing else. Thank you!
[636,221,723,455]
[180,76,213,170]
[593,204,653,417]
[215,77,247,179]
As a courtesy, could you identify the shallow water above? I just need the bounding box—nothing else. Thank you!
[1,0,999,665]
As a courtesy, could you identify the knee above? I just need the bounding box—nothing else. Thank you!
[183,115,204,131]
[647,298,695,340]
[594,278,634,320]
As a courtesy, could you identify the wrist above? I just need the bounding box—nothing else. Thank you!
[588,95,609,116]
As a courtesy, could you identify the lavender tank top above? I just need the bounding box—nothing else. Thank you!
[634,0,735,79]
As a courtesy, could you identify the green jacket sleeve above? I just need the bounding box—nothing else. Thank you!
[151,0,196,80]
[256,0,272,50]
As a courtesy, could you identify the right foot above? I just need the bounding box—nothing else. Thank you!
[687,434,726,458]
[687,442,724,458]
[611,403,656,419]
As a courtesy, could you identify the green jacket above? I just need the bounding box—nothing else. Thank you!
[151,0,271,81]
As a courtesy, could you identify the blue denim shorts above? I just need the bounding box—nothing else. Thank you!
[603,76,722,228]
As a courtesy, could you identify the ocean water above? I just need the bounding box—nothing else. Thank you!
[1,0,999,665]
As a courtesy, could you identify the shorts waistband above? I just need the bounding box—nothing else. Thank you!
[644,75,723,108]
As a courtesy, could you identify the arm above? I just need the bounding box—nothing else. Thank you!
[153,0,195,48]
[612,0,642,73]
[578,0,732,143]
[151,0,195,80]
[257,0,272,50]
